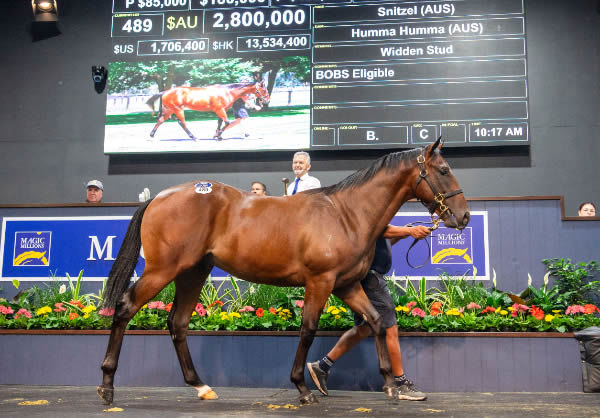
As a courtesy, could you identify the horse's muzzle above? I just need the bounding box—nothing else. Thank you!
[443,211,470,230]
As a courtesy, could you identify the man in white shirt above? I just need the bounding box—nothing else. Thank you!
[286,151,321,195]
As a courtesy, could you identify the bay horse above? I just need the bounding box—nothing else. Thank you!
[146,75,270,141]
[97,138,470,405]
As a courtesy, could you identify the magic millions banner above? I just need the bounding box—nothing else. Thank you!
[1,212,488,281]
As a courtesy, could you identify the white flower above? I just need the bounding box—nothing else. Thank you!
[543,272,550,286]
[59,284,66,294]
[527,273,532,287]
[249,285,255,294]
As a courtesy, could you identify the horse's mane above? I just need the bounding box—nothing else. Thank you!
[304,147,422,196]
[223,82,257,89]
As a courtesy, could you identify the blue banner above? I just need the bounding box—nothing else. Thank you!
[1,213,488,281]
[389,212,488,280]
[1,217,145,281]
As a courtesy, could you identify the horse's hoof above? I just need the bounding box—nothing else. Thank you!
[195,385,219,400]
[299,392,318,405]
[199,390,219,400]
[97,385,114,405]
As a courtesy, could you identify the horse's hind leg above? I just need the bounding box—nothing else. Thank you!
[172,108,197,140]
[167,258,217,400]
[98,269,176,404]
[150,110,173,138]
[213,109,230,139]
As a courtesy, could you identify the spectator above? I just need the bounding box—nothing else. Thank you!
[578,202,596,216]
[251,181,267,196]
[86,180,103,203]
[287,151,321,195]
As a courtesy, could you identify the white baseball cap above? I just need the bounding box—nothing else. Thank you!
[86,180,104,190]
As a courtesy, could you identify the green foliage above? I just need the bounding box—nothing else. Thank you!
[2,264,600,332]
[107,57,310,95]
[243,283,305,310]
[542,258,600,306]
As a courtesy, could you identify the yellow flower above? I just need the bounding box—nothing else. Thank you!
[327,306,335,313]
[82,305,96,314]
[445,308,461,316]
[496,306,502,313]
[339,307,347,313]
[552,310,561,314]
[84,314,90,319]
[229,312,241,319]
[500,310,508,315]
[331,309,340,315]
[36,306,52,316]
[334,315,341,319]
[192,311,197,316]
[395,306,408,312]
[507,306,514,312]
[142,304,148,310]
[545,314,555,322]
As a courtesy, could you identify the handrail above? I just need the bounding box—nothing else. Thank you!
[0,196,598,221]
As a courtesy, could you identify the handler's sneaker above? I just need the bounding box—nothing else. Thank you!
[307,361,329,396]
[395,378,427,401]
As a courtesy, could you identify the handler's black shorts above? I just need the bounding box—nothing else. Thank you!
[233,107,249,119]
[353,270,397,329]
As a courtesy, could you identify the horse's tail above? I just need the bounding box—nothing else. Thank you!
[102,199,153,308]
[146,93,163,118]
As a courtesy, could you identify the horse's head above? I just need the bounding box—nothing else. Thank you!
[254,80,270,106]
[414,137,470,230]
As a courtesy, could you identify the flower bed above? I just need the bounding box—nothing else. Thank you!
[1,263,599,332]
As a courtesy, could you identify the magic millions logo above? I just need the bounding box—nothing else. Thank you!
[431,227,473,264]
[13,231,52,266]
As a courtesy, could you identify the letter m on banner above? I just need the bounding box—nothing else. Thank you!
[87,236,117,261]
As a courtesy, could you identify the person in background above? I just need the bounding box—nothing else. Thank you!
[251,181,267,196]
[578,202,596,216]
[286,151,321,195]
[307,224,431,401]
[86,180,103,203]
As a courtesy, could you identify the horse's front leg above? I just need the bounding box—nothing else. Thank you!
[290,276,335,404]
[333,283,394,389]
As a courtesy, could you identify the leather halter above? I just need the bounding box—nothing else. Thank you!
[414,149,463,231]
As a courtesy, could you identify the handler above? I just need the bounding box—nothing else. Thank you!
[307,224,430,401]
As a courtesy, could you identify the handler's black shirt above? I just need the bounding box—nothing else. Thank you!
[370,236,392,275]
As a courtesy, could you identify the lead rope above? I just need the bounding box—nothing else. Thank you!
[404,221,439,269]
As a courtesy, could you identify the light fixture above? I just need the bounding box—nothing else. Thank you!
[32,0,57,20]
[31,0,60,41]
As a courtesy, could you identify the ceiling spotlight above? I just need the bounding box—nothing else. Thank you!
[37,1,54,12]
[30,0,60,41]
[32,0,57,18]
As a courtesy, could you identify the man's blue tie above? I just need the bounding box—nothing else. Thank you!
[292,177,300,195]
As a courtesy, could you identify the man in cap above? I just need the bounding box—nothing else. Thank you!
[86,180,103,203]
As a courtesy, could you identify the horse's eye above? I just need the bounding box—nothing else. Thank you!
[440,167,450,176]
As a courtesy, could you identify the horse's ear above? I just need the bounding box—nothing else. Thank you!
[426,136,443,158]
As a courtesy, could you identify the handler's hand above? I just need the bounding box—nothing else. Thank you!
[408,225,431,240]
